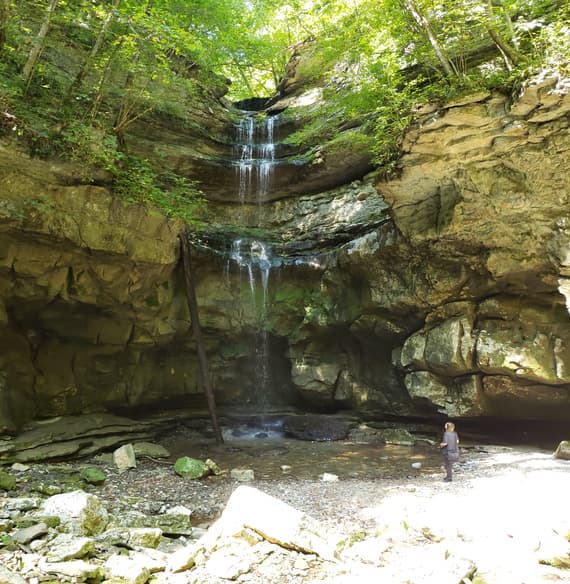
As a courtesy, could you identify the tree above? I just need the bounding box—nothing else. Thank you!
[180,227,224,446]
[483,0,523,69]
[22,0,59,94]
[0,0,9,53]
[67,0,122,98]
[399,0,459,77]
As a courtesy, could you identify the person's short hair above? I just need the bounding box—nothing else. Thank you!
[445,422,455,431]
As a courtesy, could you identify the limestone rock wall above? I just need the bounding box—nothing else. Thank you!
[0,146,198,432]
[360,74,570,420]
[1,73,569,432]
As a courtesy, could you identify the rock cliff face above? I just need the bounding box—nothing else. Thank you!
[0,72,569,432]
[379,76,570,420]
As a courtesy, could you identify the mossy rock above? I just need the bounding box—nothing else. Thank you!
[0,469,17,491]
[0,534,17,550]
[80,467,107,485]
[205,458,223,476]
[174,457,211,479]
[30,482,64,496]
[43,516,61,529]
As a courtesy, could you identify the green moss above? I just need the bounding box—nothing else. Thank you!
[145,295,160,308]
[0,534,16,549]
[174,457,211,479]
[80,467,107,486]
[30,481,63,496]
[0,470,17,491]
[43,516,61,529]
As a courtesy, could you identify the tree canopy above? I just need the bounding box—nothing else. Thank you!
[0,0,568,218]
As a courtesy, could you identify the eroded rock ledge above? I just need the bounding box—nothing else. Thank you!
[0,72,569,433]
[360,73,570,419]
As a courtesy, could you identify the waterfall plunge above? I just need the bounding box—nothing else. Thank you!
[229,112,279,411]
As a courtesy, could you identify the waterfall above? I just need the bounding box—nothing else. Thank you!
[235,114,276,209]
[228,239,271,312]
[229,112,278,412]
[227,238,273,411]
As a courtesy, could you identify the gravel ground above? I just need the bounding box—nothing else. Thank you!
[2,432,569,584]
[95,436,570,583]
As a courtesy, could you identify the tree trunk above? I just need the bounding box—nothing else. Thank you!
[0,0,10,53]
[401,0,458,77]
[68,0,121,97]
[90,50,116,119]
[112,0,154,150]
[486,25,522,69]
[485,1,522,69]
[180,227,224,445]
[491,0,518,47]
[22,0,59,93]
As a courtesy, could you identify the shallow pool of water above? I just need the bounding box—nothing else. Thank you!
[165,434,445,481]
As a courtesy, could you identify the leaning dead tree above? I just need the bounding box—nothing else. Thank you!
[22,0,59,94]
[179,226,224,445]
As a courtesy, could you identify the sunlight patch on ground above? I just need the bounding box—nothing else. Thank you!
[357,448,570,583]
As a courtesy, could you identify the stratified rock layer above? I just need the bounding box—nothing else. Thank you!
[0,73,569,432]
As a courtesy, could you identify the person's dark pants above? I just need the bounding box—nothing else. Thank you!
[443,456,452,479]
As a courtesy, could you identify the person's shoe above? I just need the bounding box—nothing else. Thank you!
[443,477,452,482]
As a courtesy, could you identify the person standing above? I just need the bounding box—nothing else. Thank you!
[440,421,459,482]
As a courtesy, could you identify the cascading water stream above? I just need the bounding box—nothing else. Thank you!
[228,112,279,412]
[235,113,276,213]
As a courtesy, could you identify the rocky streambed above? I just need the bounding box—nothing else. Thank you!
[0,421,569,584]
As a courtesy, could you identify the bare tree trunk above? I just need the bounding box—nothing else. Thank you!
[485,1,522,69]
[22,0,59,93]
[112,0,153,150]
[0,0,10,53]
[68,0,121,97]
[491,0,518,47]
[401,0,458,77]
[486,26,522,69]
[180,227,224,445]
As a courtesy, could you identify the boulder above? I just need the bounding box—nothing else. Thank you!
[41,491,109,536]
[12,522,48,545]
[104,554,151,584]
[230,468,255,482]
[0,469,17,491]
[404,371,484,417]
[113,444,137,470]
[167,484,340,575]
[45,534,95,562]
[38,559,102,581]
[174,457,210,479]
[79,467,106,485]
[132,442,171,459]
[97,527,162,549]
[554,441,570,460]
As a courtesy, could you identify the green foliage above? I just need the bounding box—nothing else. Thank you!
[57,120,205,223]
[59,121,118,168]
[531,19,570,75]
[0,469,17,491]
[112,155,205,224]
[0,0,567,190]
[0,534,16,548]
